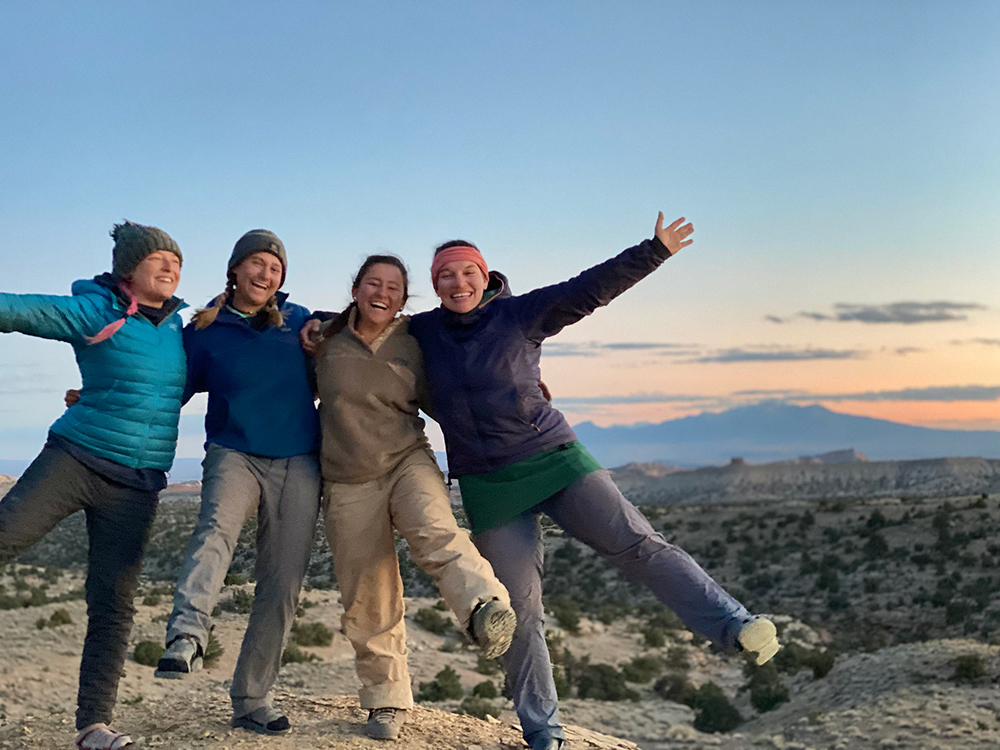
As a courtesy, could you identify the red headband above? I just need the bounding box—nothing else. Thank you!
[431,246,489,289]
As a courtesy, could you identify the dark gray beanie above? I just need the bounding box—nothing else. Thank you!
[111,221,183,279]
[228,229,287,285]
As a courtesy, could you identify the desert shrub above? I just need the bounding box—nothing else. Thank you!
[863,578,880,594]
[281,643,320,665]
[690,683,742,733]
[774,643,835,679]
[224,571,248,586]
[642,626,667,648]
[665,646,690,670]
[459,695,499,720]
[221,588,254,614]
[653,672,696,704]
[576,664,638,701]
[203,633,224,667]
[475,653,501,675]
[946,601,972,626]
[291,621,333,647]
[417,666,464,701]
[35,617,48,630]
[141,593,161,606]
[414,607,451,635]
[620,655,663,683]
[133,640,164,667]
[866,510,887,531]
[546,595,581,634]
[745,662,789,712]
[863,533,889,560]
[472,680,498,698]
[953,654,986,681]
[49,608,73,626]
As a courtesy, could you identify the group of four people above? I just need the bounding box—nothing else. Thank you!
[0,214,778,750]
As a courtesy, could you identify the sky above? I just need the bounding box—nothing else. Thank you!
[0,1,997,461]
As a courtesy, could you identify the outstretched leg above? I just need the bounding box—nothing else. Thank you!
[388,450,510,628]
[541,470,751,648]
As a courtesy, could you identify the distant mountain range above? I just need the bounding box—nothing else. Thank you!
[1,403,996,482]
[572,402,1000,468]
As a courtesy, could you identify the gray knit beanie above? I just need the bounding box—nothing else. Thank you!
[228,229,287,285]
[111,221,183,279]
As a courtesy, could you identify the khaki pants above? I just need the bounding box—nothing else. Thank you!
[323,449,509,709]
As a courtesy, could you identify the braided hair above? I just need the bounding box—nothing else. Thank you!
[191,273,285,330]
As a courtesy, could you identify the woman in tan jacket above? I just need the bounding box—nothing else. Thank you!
[311,255,514,741]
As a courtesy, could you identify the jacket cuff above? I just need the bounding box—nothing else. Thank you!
[650,235,672,258]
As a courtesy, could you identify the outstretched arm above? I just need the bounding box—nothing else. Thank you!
[0,291,110,343]
[512,213,694,341]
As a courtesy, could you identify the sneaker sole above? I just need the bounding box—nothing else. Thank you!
[154,655,203,679]
[738,619,780,665]
[232,715,291,736]
[478,605,517,659]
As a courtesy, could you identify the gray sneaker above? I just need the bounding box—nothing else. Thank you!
[154,635,203,679]
[232,706,290,736]
[470,599,517,659]
[366,707,407,740]
[737,617,780,665]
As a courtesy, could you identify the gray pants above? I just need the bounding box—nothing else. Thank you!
[165,444,321,716]
[473,469,751,750]
[0,445,159,730]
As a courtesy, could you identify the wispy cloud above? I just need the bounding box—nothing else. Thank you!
[553,393,716,407]
[769,301,986,325]
[952,338,1000,347]
[543,341,697,357]
[689,347,864,364]
[799,385,1000,403]
[893,347,924,356]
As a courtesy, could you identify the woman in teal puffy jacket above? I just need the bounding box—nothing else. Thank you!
[0,221,186,750]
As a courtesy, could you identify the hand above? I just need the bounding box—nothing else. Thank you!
[65,389,81,408]
[300,318,323,355]
[654,212,694,255]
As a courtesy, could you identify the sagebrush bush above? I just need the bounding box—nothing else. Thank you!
[576,664,638,701]
[953,654,986,681]
[472,680,498,698]
[291,621,333,647]
[459,695,499,720]
[282,643,321,665]
[417,666,464,701]
[414,607,452,635]
[134,640,164,667]
[690,683,742,733]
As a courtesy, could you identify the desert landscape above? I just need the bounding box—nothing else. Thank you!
[1,460,999,749]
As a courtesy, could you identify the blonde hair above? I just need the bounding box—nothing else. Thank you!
[192,274,284,330]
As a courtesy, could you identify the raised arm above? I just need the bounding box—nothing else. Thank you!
[512,213,693,341]
[0,291,110,343]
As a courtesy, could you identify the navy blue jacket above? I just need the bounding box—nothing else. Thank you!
[183,293,319,458]
[408,236,673,477]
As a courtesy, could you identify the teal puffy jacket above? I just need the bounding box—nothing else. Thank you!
[0,277,187,470]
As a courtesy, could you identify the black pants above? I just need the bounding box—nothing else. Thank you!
[0,445,159,729]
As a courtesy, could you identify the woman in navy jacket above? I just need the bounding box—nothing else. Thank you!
[408,213,779,750]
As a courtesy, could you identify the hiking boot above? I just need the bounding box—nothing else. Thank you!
[366,707,407,740]
[737,616,780,665]
[232,706,291,735]
[75,723,134,749]
[469,598,516,659]
[154,635,203,679]
[533,738,566,750]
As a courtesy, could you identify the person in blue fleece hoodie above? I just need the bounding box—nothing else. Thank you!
[408,213,780,750]
[0,221,185,750]
[153,230,321,737]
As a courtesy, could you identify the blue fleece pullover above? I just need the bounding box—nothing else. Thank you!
[408,236,674,477]
[183,293,319,458]
[0,276,187,471]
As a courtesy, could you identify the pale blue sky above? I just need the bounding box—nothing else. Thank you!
[1,1,998,460]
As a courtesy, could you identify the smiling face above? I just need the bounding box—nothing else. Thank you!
[231,251,284,313]
[353,262,406,330]
[128,250,181,307]
[435,260,488,314]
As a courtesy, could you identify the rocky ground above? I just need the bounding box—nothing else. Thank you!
[2,476,1000,748]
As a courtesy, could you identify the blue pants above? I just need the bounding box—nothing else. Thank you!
[472,470,750,750]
